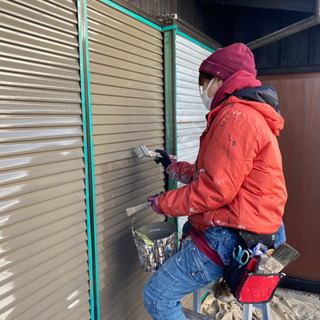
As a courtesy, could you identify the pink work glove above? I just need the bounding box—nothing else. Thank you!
[147,193,165,215]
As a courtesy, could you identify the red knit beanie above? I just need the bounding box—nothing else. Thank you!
[199,43,257,80]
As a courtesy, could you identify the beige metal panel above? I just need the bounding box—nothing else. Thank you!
[46,0,78,13]
[90,74,163,93]
[89,52,163,78]
[92,114,163,125]
[94,156,150,175]
[0,233,88,319]
[92,105,163,115]
[93,131,163,145]
[0,191,85,226]
[94,161,157,184]
[1,43,79,69]
[94,137,163,155]
[36,290,90,320]
[0,180,85,214]
[88,30,163,63]
[88,0,162,41]
[0,13,78,46]
[0,57,80,80]
[90,84,163,100]
[0,244,88,303]
[12,269,89,320]
[0,86,81,102]
[1,1,77,35]
[0,128,83,143]
[0,101,81,114]
[1,29,78,58]
[0,202,85,237]
[87,1,165,318]
[95,173,163,203]
[99,263,153,320]
[0,137,82,156]
[0,147,84,171]
[92,122,163,135]
[0,1,90,319]
[91,93,163,107]
[1,72,81,91]
[0,115,82,128]
[88,41,163,70]
[1,228,87,277]
[89,62,163,85]
[0,170,84,200]
[11,0,77,23]
[87,19,162,55]
[0,159,84,185]
[94,181,164,216]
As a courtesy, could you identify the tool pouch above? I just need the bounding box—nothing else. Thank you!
[223,256,283,303]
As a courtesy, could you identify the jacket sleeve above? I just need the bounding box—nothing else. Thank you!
[157,109,260,217]
[166,162,196,184]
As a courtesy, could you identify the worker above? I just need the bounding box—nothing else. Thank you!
[144,43,287,320]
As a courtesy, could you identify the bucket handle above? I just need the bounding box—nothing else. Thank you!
[131,217,136,238]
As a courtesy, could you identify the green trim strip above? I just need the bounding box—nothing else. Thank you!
[163,31,175,169]
[77,1,96,319]
[164,30,177,227]
[84,2,101,319]
[173,28,181,243]
[100,0,162,30]
[174,29,178,153]
[162,24,178,31]
[176,30,215,53]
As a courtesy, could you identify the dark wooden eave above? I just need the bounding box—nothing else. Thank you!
[198,0,315,13]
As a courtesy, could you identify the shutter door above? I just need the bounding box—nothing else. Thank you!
[176,34,212,164]
[175,34,213,235]
[86,1,165,319]
[0,1,90,319]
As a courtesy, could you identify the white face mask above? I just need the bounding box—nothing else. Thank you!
[200,78,215,111]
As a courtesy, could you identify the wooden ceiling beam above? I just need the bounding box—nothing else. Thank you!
[198,0,315,13]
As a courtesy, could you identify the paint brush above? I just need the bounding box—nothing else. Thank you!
[126,201,152,216]
[133,145,177,160]
[262,243,300,273]
[133,145,162,159]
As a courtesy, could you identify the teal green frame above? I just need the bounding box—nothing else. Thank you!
[176,30,215,53]
[77,1,100,319]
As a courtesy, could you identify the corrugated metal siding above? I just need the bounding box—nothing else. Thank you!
[175,34,212,239]
[175,33,213,313]
[0,1,90,319]
[87,1,165,319]
[176,34,212,163]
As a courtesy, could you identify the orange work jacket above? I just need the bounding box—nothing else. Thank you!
[157,95,287,234]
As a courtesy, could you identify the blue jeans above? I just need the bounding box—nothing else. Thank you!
[143,224,286,320]
[143,239,225,320]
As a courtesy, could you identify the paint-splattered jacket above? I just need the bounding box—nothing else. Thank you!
[157,71,287,234]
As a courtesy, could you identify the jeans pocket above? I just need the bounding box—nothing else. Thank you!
[186,244,211,287]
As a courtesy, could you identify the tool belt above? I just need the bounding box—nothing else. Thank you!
[223,230,283,304]
[237,230,277,250]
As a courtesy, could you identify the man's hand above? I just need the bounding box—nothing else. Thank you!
[147,193,165,215]
[154,149,177,170]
